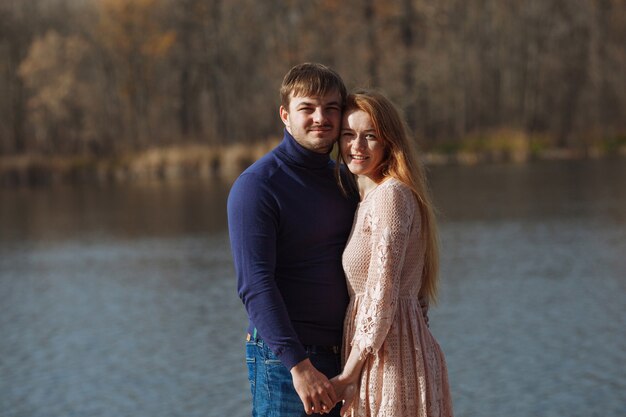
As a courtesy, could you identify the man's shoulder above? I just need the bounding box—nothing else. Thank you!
[232,150,278,184]
[229,149,286,200]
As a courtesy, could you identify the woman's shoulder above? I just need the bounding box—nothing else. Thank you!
[372,177,417,208]
[377,177,413,197]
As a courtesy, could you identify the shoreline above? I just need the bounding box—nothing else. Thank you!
[1,141,625,188]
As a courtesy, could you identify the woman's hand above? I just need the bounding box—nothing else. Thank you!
[329,375,357,416]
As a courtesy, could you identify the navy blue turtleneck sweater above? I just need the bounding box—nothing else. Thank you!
[227,130,358,369]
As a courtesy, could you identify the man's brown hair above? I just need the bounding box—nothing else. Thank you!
[280,63,347,108]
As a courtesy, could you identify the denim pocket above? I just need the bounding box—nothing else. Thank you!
[245,342,256,397]
[263,344,283,366]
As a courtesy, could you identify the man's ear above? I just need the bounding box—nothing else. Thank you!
[279,106,289,128]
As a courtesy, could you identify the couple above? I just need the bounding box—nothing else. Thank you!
[228,63,453,417]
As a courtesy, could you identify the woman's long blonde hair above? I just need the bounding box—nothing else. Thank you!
[337,90,440,302]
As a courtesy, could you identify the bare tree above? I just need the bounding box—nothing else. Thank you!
[0,0,624,158]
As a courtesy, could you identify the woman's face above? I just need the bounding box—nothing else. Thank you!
[340,109,386,182]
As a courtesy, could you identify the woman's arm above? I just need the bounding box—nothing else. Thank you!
[329,345,366,414]
[331,183,418,415]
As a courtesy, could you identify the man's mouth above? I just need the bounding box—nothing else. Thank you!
[309,126,332,132]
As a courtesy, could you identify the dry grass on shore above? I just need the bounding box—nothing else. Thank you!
[0,139,280,187]
[425,130,626,165]
[1,133,625,187]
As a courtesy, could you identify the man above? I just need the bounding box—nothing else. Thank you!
[227,63,358,416]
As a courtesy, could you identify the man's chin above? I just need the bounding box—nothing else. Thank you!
[310,132,333,139]
[312,140,335,153]
[318,138,337,147]
[316,133,338,143]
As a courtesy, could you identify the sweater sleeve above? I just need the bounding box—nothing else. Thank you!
[227,172,307,369]
[351,184,416,356]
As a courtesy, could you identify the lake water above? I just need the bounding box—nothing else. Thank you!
[1,159,625,417]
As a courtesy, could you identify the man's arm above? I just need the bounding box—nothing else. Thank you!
[228,173,306,367]
[228,173,336,413]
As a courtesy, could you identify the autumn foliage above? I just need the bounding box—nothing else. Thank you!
[1,0,625,158]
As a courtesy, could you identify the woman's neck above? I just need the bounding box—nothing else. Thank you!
[357,174,386,200]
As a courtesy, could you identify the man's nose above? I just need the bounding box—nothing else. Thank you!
[312,107,326,123]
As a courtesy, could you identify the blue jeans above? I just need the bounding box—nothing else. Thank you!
[246,339,342,417]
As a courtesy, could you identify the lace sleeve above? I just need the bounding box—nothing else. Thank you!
[352,182,417,357]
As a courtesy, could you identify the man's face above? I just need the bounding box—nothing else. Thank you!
[279,90,342,154]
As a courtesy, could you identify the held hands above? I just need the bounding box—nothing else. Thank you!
[329,374,358,416]
[290,359,338,415]
[290,358,358,416]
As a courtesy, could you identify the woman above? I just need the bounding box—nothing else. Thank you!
[330,90,453,417]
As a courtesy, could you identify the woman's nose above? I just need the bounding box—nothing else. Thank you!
[353,136,367,150]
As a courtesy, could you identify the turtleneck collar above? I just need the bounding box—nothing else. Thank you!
[276,129,332,169]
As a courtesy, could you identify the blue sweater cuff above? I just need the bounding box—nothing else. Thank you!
[277,345,309,370]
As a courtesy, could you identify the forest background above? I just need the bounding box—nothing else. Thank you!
[1,0,625,185]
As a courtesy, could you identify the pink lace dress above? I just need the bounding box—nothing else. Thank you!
[342,178,453,417]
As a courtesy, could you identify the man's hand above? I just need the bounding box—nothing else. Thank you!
[290,358,337,415]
